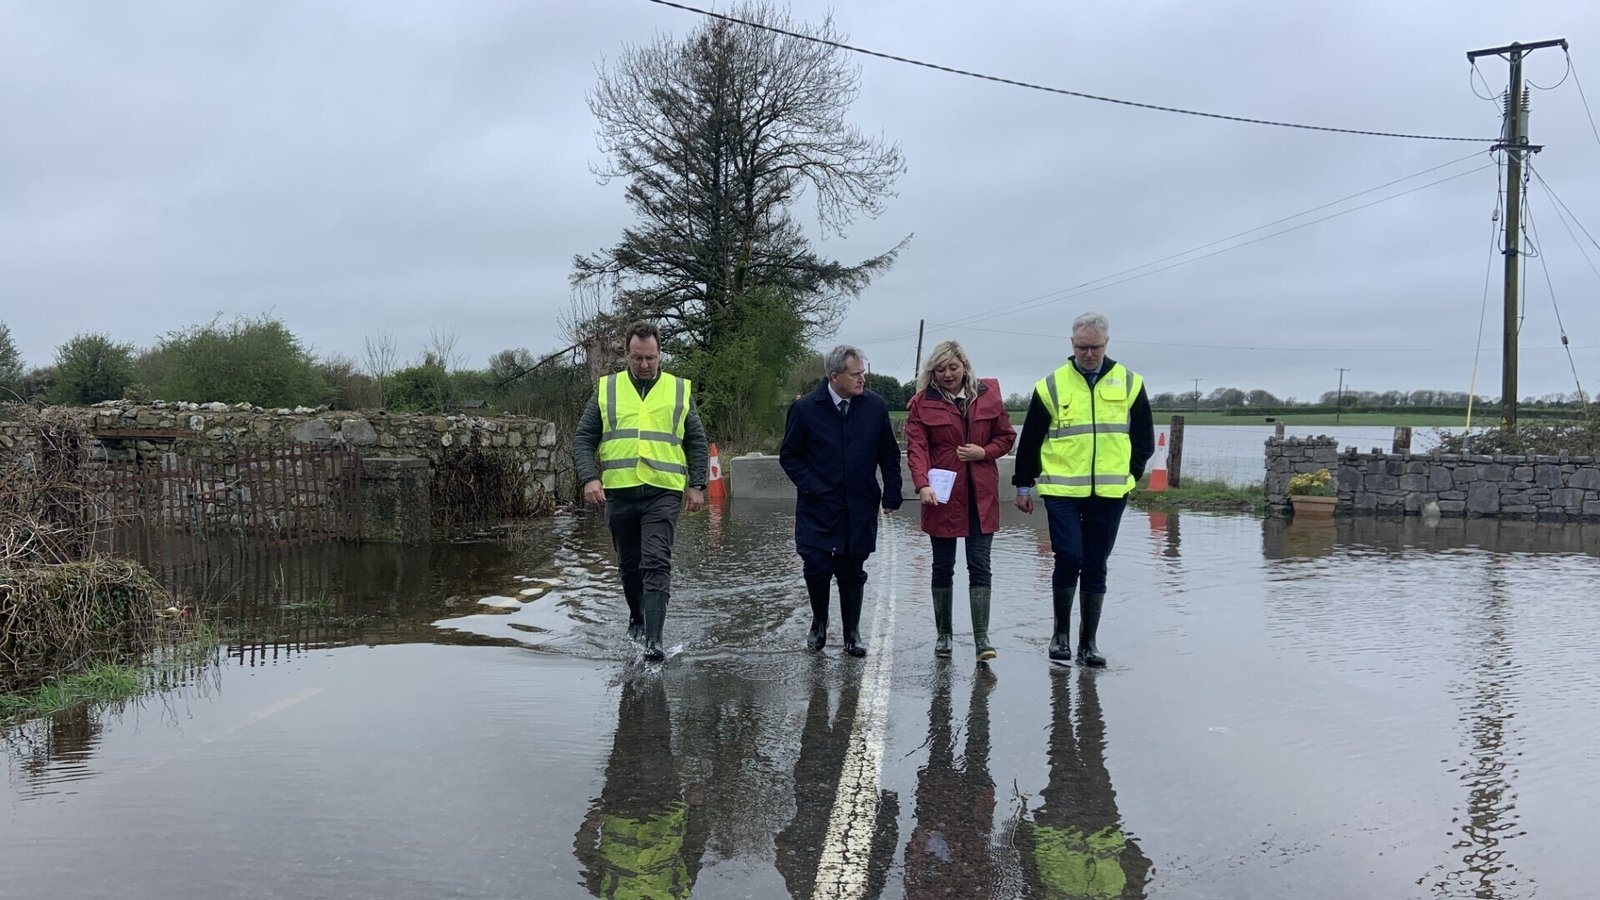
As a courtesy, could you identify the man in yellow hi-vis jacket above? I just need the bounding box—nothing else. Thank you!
[575,321,709,661]
[1012,312,1153,666]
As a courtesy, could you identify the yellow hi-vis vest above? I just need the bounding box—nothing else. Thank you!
[597,372,691,492]
[1034,362,1142,499]
[593,802,692,899]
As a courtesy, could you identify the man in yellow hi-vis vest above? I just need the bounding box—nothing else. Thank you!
[574,321,709,661]
[1012,312,1153,666]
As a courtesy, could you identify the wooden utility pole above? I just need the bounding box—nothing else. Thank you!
[1191,378,1201,412]
[912,319,926,378]
[1467,38,1567,430]
[1335,367,1350,425]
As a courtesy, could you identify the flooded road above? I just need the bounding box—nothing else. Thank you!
[5,504,1599,899]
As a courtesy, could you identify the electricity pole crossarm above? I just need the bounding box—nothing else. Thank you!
[1467,38,1568,430]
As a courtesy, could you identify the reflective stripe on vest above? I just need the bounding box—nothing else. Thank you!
[597,372,691,492]
[1034,362,1142,499]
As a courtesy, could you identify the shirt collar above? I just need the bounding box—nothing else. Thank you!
[827,383,847,406]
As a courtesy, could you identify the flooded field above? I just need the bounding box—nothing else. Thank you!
[4,503,1598,899]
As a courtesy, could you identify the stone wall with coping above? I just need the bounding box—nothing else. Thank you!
[1265,435,1600,520]
[0,401,572,504]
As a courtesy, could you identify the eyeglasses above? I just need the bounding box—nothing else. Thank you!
[1072,343,1106,352]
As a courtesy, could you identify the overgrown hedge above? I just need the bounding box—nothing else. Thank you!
[1,560,167,694]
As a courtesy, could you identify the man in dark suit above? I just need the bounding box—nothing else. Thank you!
[780,345,904,657]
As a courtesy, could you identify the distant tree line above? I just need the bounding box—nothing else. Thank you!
[1147,386,1592,411]
[0,315,589,424]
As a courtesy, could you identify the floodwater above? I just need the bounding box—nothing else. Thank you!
[4,503,1599,899]
[1163,423,1458,486]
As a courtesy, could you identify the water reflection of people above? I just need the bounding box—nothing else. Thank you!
[573,678,706,899]
[904,669,997,897]
[1017,672,1152,898]
[775,672,899,898]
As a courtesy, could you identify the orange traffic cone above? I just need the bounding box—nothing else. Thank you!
[1147,431,1170,492]
[707,442,727,501]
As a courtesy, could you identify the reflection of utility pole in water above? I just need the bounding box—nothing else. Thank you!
[1016,671,1152,898]
[1424,557,1525,897]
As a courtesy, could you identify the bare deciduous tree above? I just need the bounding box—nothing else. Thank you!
[362,327,398,409]
[573,1,908,353]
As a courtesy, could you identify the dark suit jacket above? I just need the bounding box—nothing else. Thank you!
[780,381,904,557]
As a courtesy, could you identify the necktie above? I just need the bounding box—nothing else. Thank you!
[838,399,849,416]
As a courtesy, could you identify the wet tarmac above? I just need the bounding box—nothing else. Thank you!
[4,503,1599,899]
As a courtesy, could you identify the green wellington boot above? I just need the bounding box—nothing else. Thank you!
[971,585,997,661]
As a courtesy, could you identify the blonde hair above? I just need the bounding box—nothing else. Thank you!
[916,340,978,396]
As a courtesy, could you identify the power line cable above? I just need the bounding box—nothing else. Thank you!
[945,162,1496,328]
[1527,163,1600,254]
[855,153,1494,348]
[645,0,1498,143]
[936,151,1488,328]
[1470,61,1504,103]
[1568,53,1600,155]
[1523,191,1590,405]
[1527,167,1600,285]
[1527,52,1572,90]
[928,321,1594,353]
[1471,156,1504,392]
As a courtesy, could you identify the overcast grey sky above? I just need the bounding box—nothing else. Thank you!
[3,0,1598,404]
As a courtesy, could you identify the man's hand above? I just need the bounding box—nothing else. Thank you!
[1014,493,1034,514]
[582,480,606,508]
[881,504,898,516]
[684,487,706,513]
[918,486,940,506]
[955,443,986,462]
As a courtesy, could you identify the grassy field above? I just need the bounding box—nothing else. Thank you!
[889,409,1477,428]
[1129,477,1265,514]
[1149,411,1473,427]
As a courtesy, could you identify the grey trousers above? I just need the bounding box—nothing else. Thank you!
[605,487,683,597]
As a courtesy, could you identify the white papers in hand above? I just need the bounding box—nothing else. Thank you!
[928,468,957,504]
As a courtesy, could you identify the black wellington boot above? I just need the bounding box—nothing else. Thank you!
[1076,591,1107,667]
[1049,585,1075,662]
[805,573,831,651]
[841,581,868,658]
[932,585,954,658]
[624,577,644,644]
[642,590,668,662]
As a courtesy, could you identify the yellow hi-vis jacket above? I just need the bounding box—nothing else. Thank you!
[1034,362,1142,498]
[592,802,692,899]
[597,372,692,492]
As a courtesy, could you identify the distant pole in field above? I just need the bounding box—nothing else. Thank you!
[1335,367,1350,425]
[1191,378,1201,412]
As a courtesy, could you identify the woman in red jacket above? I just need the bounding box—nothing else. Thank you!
[904,341,1017,660]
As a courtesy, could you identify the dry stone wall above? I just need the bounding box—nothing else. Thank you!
[1,401,572,507]
[1265,435,1600,521]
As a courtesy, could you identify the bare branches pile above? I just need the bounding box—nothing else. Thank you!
[431,444,550,532]
[1,404,169,694]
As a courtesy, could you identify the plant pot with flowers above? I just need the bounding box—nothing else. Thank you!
[1286,469,1337,517]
